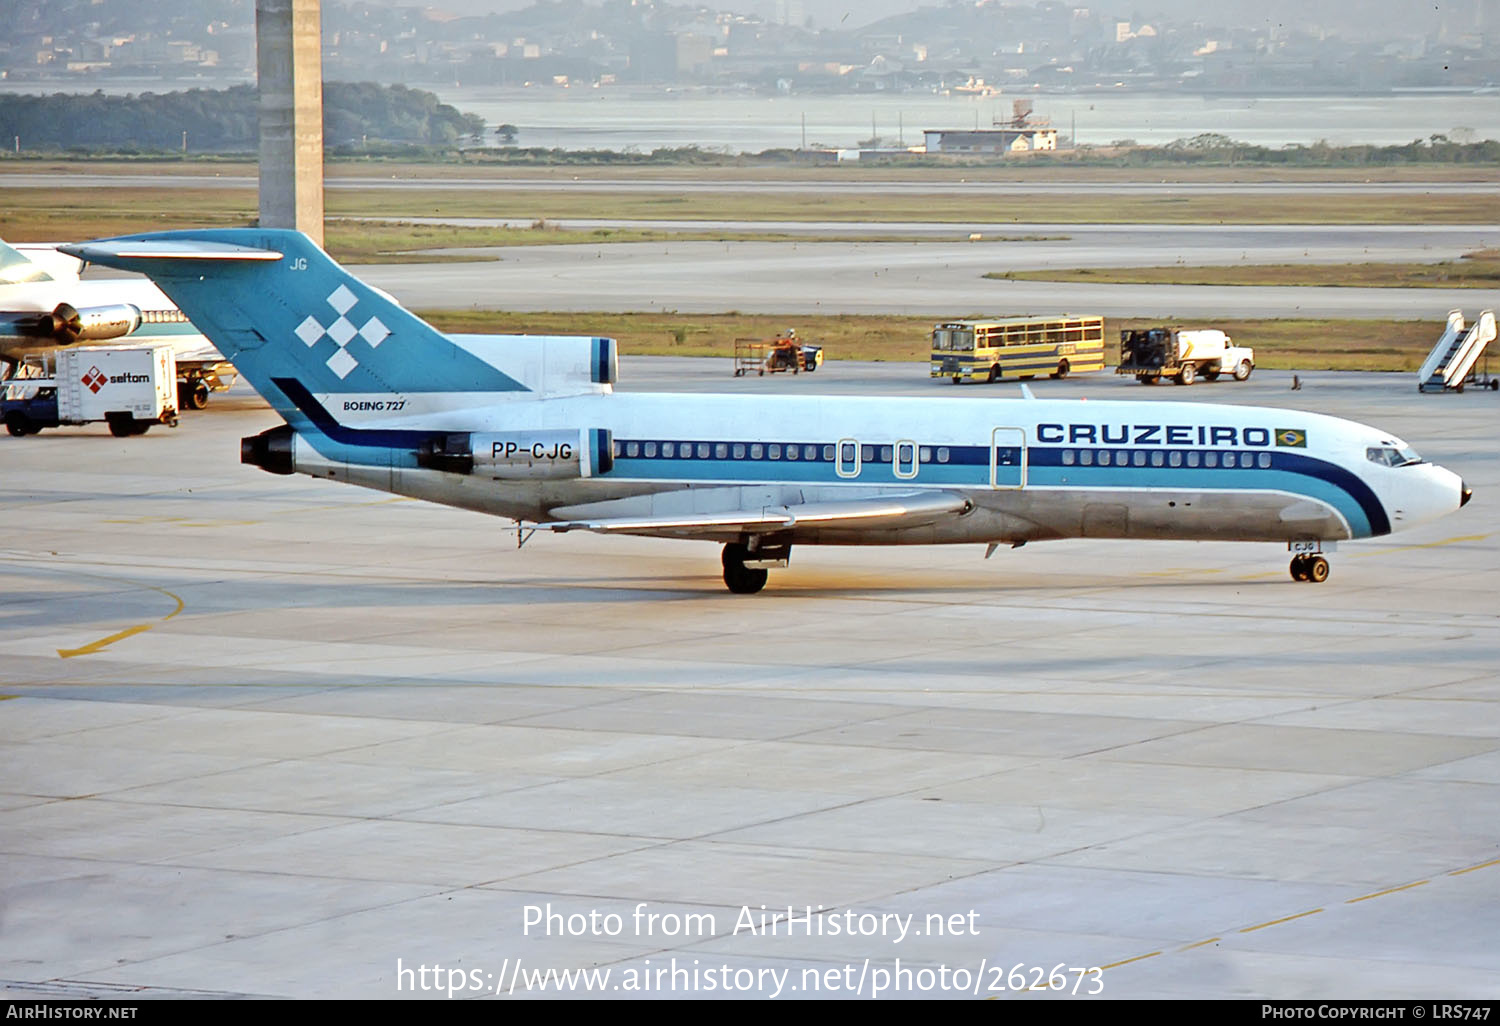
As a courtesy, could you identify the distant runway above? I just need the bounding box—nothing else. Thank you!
[2,363,1497,998]
[374,217,1500,246]
[356,231,1497,318]
[7,171,1498,197]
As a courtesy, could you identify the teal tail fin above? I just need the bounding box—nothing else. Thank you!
[61,229,528,424]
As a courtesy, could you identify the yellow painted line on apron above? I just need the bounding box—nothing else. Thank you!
[57,624,154,658]
[1098,951,1160,970]
[1346,880,1428,903]
[1449,857,1500,877]
[1351,532,1491,558]
[1103,852,1494,977]
[1239,908,1323,933]
[57,587,185,659]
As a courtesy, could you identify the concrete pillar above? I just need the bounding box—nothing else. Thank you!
[256,0,324,247]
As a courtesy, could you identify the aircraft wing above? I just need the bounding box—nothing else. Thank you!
[540,490,974,537]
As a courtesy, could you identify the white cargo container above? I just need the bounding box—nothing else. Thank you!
[2,344,179,436]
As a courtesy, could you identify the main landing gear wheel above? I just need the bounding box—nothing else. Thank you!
[722,542,768,595]
[179,380,210,410]
[1290,555,1331,583]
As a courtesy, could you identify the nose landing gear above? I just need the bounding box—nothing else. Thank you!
[1290,554,1331,583]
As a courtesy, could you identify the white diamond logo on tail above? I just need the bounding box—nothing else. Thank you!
[296,286,392,378]
[327,284,357,315]
[360,317,389,347]
[326,348,358,379]
[328,317,358,347]
[296,316,325,347]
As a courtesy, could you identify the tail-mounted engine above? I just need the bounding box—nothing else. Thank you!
[241,424,296,475]
[417,428,613,479]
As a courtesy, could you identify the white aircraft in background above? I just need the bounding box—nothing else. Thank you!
[63,229,1472,592]
[0,238,234,408]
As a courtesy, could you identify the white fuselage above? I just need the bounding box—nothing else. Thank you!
[289,390,1463,548]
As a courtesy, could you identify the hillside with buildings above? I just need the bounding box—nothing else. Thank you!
[2,0,1495,95]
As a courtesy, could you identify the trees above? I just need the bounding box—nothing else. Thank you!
[0,82,485,152]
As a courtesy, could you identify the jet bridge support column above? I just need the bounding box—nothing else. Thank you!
[256,0,324,247]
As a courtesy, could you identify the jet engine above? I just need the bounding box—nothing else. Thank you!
[418,428,613,479]
[46,302,143,344]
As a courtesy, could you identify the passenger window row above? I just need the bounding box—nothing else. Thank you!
[613,441,954,464]
[610,441,1273,471]
[1058,449,1273,469]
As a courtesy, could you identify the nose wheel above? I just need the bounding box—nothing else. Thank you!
[1290,554,1330,583]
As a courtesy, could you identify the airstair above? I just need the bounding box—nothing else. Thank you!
[1418,309,1496,393]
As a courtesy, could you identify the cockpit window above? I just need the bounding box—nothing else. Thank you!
[1366,446,1423,467]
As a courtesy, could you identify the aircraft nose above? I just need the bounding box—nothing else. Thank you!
[1461,482,1473,508]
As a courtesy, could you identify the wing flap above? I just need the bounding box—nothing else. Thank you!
[541,491,973,537]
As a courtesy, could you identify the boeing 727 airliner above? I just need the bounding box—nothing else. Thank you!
[63,229,1472,593]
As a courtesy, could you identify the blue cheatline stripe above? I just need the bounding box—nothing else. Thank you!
[1024,448,1387,537]
[606,442,1387,538]
[592,338,611,384]
[252,390,1390,538]
[590,428,612,474]
[1277,452,1388,535]
[272,377,446,450]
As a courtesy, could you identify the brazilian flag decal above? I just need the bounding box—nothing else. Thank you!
[1276,428,1307,448]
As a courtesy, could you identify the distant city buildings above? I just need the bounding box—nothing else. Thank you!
[1,0,1495,96]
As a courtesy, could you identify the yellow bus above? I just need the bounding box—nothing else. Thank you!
[930,315,1106,384]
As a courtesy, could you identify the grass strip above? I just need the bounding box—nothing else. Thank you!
[986,250,1500,288]
[2,183,1495,245]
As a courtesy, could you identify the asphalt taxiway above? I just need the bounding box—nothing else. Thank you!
[1,362,1497,999]
[354,234,1496,319]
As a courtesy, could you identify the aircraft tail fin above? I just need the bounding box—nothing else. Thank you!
[0,238,53,284]
[61,229,529,426]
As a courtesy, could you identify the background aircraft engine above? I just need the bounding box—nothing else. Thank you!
[47,302,143,344]
[418,428,613,479]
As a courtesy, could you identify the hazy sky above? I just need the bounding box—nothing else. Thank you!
[394,0,922,27]
[387,1,1481,37]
